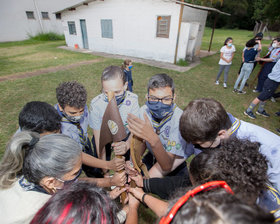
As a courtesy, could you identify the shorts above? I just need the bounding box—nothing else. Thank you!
[257,78,280,101]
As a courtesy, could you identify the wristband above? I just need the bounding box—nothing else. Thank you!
[142,193,148,207]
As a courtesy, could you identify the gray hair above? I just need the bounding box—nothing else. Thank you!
[147,73,175,95]
[0,131,81,189]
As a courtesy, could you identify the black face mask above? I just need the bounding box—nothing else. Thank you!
[193,143,221,151]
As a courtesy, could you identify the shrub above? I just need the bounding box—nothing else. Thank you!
[28,32,65,41]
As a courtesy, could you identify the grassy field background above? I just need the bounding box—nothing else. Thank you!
[0,27,279,223]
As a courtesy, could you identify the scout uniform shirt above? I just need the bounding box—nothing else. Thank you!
[89,91,140,134]
[139,104,194,159]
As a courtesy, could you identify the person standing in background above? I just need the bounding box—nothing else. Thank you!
[122,59,134,92]
[215,37,236,88]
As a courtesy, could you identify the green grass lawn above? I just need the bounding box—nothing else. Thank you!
[0,28,279,223]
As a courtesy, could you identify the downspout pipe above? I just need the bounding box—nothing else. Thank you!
[174,0,184,64]
[33,0,43,33]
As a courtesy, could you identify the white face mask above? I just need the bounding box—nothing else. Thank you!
[272,43,278,48]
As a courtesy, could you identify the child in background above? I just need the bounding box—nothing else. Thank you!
[233,39,261,94]
[215,37,236,88]
[122,59,133,92]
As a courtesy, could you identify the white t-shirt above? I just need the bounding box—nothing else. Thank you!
[218,45,236,65]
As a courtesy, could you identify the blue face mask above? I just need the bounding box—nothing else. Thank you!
[227,43,232,47]
[146,101,174,120]
[104,91,126,105]
[128,65,133,70]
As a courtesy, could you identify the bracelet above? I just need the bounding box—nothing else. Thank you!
[142,193,148,207]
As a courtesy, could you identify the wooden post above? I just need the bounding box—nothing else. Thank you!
[107,91,127,204]
[208,13,218,52]
[174,0,184,64]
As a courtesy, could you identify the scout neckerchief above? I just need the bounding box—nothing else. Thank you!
[151,104,177,135]
[56,106,87,152]
[227,113,241,136]
[19,176,48,194]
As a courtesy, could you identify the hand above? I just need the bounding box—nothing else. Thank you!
[128,187,145,201]
[109,186,128,200]
[255,57,261,61]
[112,141,129,156]
[128,192,140,209]
[109,156,125,171]
[110,171,127,187]
[130,174,143,188]
[127,113,158,145]
[125,160,139,177]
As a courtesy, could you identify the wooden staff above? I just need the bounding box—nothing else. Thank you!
[107,91,127,204]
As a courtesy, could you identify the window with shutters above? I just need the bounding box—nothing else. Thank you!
[156,16,171,38]
[26,11,35,19]
[101,19,113,39]
[68,21,77,35]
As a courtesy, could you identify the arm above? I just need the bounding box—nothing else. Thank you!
[79,171,127,188]
[242,51,245,62]
[125,193,140,224]
[228,52,235,63]
[127,113,174,171]
[131,174,189,200]
[129,187,168,217]
[220,52,229,63]
[82,152,125,171]
[148,156,186,178]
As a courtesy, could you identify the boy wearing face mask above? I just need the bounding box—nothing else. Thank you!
[55,81,127,181]
[89,66,140,176]
[127,74,194,178]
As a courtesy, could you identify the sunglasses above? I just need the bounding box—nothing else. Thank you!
[159,181,234,224]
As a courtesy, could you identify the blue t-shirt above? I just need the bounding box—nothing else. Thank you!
[244,48,258,63]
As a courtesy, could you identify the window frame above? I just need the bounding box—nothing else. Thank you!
[100,19,113,39]
[41,12,49,20]
[68,21,77,35]
[55,13,61,20]
[26,11,35,20]
[156,15,171,38]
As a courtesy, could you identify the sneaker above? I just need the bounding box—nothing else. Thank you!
[215,81,219,85]
[276,111,280,116]
[271,97,276,103]
[238,90,246,94]
[232,89,238,93]
[245,82,249,87]
[223,83,227,88]
[256,110,270,117]
[244,110,256,119]
[253,89,260,93]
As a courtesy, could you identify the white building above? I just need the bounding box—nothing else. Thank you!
[56,0,227,63]
[0,0,82,42]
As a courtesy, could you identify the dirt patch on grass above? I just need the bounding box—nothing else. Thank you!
[0,58,104,82]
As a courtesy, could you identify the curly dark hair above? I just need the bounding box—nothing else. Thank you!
[31,181,119,224]
[164,188,274,224]
[189,137,268,204]
[56,81,87,109]
[19,101,61,134]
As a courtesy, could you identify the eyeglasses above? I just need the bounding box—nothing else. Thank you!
[159,181,234,224]
[147,96,173,105]
[56,168,82,184]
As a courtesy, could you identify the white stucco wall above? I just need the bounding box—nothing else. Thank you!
[0,0,78,42]
[61,0,181,63]
[182,6,208,56]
